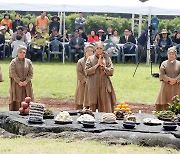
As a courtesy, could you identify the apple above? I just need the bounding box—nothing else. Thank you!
[25,97,31,103]
[21,101,29,109]
[24,108,29,114]
[19,107,24,113]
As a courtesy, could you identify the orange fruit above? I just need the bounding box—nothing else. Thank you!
[114,107,120,111]
[121,108,126,112]
[125,108,131,112]
[124,104,129,109]
[117,105,122,108]
[120,102,125,106]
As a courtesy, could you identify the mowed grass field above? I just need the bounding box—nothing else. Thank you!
[0,60,160,104]
[0,138,179,154]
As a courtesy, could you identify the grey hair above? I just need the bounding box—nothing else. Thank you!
[168,47,177,55]
[16,45,27,55]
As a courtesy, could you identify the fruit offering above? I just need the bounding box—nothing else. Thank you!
[19,97,32,115]
[114,102,131,113]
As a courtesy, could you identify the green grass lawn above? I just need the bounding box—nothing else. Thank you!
[0,60,160,104]
[0,138,179,154]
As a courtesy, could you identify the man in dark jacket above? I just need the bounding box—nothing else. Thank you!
[12,13,24,32]
[119,29,136,44]
[0,26,6,59]
[69,29,85,62]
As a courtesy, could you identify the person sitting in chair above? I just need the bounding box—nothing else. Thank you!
[69,29,85,62]
[119,28,136,44]
[29,29,46,61]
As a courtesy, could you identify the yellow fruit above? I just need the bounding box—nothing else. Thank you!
[114,108,120,111]
[121,108,126,112]
[117,105,122,108]
[126,108,131,112]
[120,102,125,106]
[124,104,129,109]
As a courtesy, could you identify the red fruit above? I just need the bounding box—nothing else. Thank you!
[21,101,29,109]
[24,108,29,114]
[25,97,31,103]
[19,107,24,113]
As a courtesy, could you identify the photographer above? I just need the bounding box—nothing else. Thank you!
[157,29,172,68]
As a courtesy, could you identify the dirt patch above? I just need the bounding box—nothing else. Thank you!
[0,97,155,113]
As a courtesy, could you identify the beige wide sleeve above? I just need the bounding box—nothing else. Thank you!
[9,60,21,84]
[159,63,171,82]
[104,57,114,76]
[25,60,33,83]
[85,57,96,76]
[77,61,86,84]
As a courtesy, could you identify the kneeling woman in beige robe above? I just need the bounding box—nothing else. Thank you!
[85,42,116,113]
[9,45,34,111]
[75,45,94,110]
[155,47,180,111]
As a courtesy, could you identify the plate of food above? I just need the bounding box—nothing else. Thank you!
[54,111,73,124]
[143,118,163,126]
[43,109,54,119]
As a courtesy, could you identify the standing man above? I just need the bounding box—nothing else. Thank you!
[36,11,49,30]
[12,13,24,32]
[85,42,116,113]
[75,12,86,30]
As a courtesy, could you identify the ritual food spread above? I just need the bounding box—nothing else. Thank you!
[54,111,73,124]
[28,103,44,124]
[101,113,117,123]
[114,102,131,113]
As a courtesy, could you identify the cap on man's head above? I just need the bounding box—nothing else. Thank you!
[0,26,6,31]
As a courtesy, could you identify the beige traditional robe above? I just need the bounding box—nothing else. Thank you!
[9,57,34,110]
[156,60,180,105]
[75,57,88,109]
[85,52,116,113]
[0,66,3,82]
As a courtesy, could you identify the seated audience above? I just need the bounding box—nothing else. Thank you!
[69,29,85,62]
[23,27,31,43]
[28,22,36,38]
[119,28,136,44]
[0,26,6,59]
[105,26,113,40]
[111,29,119,44]
[4,24,12,40]
[97,29,106,42]
[41,27,49,41]
[30,29,46,61]
[79,27,87,42]
[87,30,99,43]
[10,26,27,44]
[172,32,180,45]
[11,35,27,58]
[49,27,61,41]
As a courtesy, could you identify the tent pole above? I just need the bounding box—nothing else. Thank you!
[146,14,151,65]
[131,14,135,34]
[60,12,63,35]
[138,14,142,37]
[63,12,66,64]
